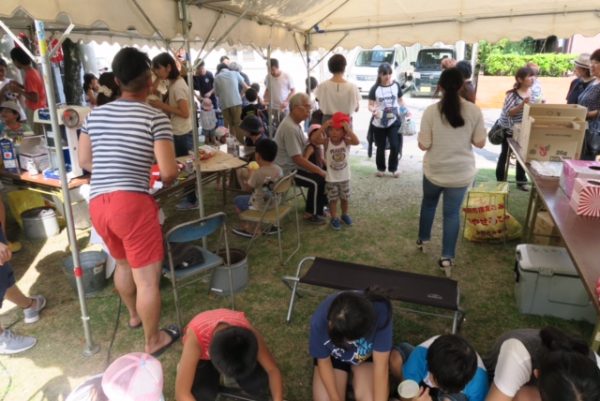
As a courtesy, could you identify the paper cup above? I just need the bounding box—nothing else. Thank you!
[398,380,420,400]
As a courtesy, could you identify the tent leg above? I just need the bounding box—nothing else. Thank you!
[34,20,99,356]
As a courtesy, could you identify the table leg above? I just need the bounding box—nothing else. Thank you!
[523,185,539,242]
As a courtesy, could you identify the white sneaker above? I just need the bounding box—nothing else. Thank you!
[0,329,37,355]
[23,295,46,324]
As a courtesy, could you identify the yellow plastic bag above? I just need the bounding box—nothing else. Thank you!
[7,190,47,228]
[462,191,522,241]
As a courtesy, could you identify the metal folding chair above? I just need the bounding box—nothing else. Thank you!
[238,171,301,265]
[163,211,235,327]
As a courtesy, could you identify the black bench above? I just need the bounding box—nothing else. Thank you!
[283,257,464,333]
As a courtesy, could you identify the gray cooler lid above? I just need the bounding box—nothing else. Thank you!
[516,244,577,276]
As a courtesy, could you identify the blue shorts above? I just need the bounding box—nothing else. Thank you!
[234,195,251,212]
[0,230,15,308]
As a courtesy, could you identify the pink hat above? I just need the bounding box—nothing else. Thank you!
[308,123,321,134]
[102,353,163,401]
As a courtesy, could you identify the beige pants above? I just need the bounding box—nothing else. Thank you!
[222,105,243,143]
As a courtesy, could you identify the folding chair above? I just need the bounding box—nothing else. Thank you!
[283,257,464,333]
[238,171,301,265]
[163,211,235,327]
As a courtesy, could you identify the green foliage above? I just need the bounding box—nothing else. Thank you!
[482,53,575,77]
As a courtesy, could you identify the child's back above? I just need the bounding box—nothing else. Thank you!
[248,163,282,210]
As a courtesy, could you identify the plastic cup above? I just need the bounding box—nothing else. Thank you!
[398,379,420,401]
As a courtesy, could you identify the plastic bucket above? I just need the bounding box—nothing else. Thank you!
[210,248,248,296]
[63,251,108,297]
[22,207,59,239]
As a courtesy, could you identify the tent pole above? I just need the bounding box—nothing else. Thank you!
[305,33,311,100]
[309,33,348,72]
[34,20,99,356]
[48,23,74,59]
[130,0,167,45]
[266,43,273,138]
[192,13,221,69]
[0,20,36,61]
[179,0,207,239]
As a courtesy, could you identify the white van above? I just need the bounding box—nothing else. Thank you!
[348,46,413,95]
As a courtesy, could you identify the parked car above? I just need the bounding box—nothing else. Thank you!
[410,47,456,97]
[348,46,412,95]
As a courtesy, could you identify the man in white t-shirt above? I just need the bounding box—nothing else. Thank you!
[264,58,295,132]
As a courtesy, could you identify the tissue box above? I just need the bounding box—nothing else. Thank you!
[569,178,600,217]
[19,151,50,172]
[559,160,600,198]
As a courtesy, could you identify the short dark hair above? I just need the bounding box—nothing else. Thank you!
[0,57,7,68]
[427,334,478,394]
[216,63,229,74]
[455,60,472,80]
[268,58,279,69]
[328,54,347,74]
[152,52,180,80]
[306,76,318,91]
[327,292,376,347]
[255,138,277,162]
[245,87,258,102]
[210,326,258,379]
[220,55,230,63]
[10,47,32,66]
[590,48,600,63]
[198,61,205,68]
[112,47,151,93]
[250,82,260,93]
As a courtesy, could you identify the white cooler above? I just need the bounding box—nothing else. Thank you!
[515,244,597,323]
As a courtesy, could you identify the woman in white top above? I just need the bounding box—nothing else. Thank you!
[315,54,360,122]
[149,52,193,158]
[417,68,486,275]
[484,327,600,401]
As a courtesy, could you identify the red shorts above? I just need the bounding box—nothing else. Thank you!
[90,191,164,268]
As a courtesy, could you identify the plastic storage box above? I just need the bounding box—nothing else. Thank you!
[515,244,596,323]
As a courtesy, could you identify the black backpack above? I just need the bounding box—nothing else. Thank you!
[169,243,205,270]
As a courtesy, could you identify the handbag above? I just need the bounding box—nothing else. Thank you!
[488,120,508,145]
[584,120,600,157]
[399,116,416,136]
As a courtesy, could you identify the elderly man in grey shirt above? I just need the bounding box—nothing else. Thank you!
[214,63,249,142]
[274,93,327,224]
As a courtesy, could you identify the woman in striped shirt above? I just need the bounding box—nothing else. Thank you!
[495,66,535,191]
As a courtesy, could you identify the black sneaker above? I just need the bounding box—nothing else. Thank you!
[232,227,253,238]
[265,226,281,235]
[306,215,327,225]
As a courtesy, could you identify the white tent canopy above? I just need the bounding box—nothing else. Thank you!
[1,1,599,50]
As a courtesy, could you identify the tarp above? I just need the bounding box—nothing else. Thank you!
[1,1,600,50]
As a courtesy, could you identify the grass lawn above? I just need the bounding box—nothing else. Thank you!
[0,154,594,401]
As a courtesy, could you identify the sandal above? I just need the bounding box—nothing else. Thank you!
[151,324,181,358]
[416,239,429,252]
[438,258,454,278]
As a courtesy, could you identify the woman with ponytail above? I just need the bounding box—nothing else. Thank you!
[484,327,600,401]
[494,66,536,191]
[416,68,486,276]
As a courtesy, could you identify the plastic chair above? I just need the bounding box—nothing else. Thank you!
[163,211,234,327]
[238,171,301,265]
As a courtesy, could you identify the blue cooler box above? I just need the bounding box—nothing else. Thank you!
[515,244,597,323]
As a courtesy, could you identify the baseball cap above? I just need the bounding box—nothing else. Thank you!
[573,53,591,69]
[330,112,350,129]
[101,353,164,401]
[308,124,321,134]
[240,115,263,135]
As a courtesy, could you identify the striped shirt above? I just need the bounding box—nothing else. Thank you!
[81,99,173,199]
[185,309,253,360]
[498,91,525,129]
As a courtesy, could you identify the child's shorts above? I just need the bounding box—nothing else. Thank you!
[234,195,251,211]
[326,180,350,201]
[90,191,163,268]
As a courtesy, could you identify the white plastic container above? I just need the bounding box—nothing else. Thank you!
[515,244,596,323]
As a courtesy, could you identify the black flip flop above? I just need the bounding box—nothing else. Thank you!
[151,324,181,358]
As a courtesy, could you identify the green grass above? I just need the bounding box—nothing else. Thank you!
[0,156,593,401]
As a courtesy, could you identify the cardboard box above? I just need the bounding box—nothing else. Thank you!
[519,117,586,162]
[518,104,587,162]
[515,244,596,323]
[523,103,587,121]
[531,234,564,246]
[559,160,600,198]
[569,177,600,217]
[532,211,563,246]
